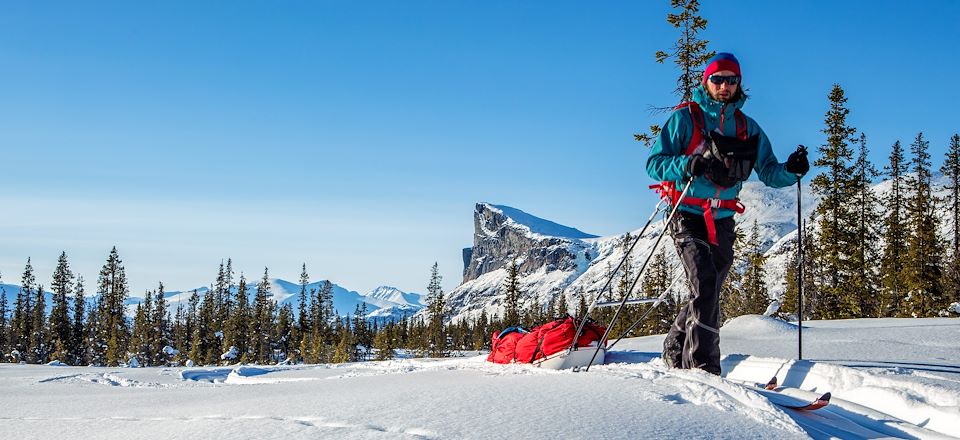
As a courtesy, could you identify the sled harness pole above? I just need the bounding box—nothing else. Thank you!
[568,196,668,355]
[585,178,694,372]
[605,269,684,351]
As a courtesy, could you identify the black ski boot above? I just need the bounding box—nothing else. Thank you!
[662,336,683,369]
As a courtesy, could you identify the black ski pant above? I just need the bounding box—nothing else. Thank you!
[664,211,735,375]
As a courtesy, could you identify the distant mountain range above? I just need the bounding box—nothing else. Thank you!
[0,281,425,322]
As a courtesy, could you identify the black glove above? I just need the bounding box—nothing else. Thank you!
[708,131,760,157]
[685,154,708,178]
[785,145,809,175]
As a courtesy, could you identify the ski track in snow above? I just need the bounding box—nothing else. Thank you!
[38,371,171,388]
[0,414,440,439]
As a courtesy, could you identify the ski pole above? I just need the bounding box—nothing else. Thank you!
[605,269,684,351]
[796,151,805,361]
[585,178,694,371]
[568,197,667,354]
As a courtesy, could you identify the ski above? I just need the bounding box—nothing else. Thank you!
[756,376,831,411]
[776,392,832,411]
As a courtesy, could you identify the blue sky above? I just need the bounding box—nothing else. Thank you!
[1,1,958,296]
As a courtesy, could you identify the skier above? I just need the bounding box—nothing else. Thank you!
[646,52,809,375]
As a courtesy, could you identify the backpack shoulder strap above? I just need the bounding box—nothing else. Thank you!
[674,101,706,155]
[734,109,748,141]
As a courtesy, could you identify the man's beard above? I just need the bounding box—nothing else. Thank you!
[711,90,735,102]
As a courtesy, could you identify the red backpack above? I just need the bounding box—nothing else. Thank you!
[650,101,749,245]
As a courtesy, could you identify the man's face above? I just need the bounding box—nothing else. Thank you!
[705,69,739,102]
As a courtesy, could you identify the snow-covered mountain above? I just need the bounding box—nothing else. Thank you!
[443,178,957,323]
[0,284,54,314]
[140,280,424,322]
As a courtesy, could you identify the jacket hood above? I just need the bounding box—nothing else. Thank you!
[692,84,747,118]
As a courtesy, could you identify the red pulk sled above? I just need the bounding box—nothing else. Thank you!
[486,316,607,369]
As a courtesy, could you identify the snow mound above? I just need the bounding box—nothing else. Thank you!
[722,315,798,336]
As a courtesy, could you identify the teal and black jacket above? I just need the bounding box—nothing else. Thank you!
[646,85,799,219]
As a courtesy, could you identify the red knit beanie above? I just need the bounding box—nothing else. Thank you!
[702,52,741,84]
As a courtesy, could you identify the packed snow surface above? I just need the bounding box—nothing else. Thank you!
[2,316,958,439]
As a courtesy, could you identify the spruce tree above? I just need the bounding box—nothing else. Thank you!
[83,297,99,365]
[213,262,227,336]
[720,228,745,322]
[850,134,882,317]
[0,276,7,362]
[425,263,447,358]
[251,268,274,363]
[313,280,335,362]
[373,320,396,360]
[941,134,960,305]
[49,252,74,363]
[642,247,675,335]
[880,140,910,317]
[70,276,86,365]
[352,304,371,360]
[224,274,250,363]
[129,291,152,366]
[524,293,546,329]
[781,231,800,318]
[300,283,317,364]
[96,247,131,366]
[295,263,309,362]
[810,84,859,319]
[576,291,588,319]
[502,259,522,326]
[31,283,48,363]
[193,288,217,365]
[780,223,817,322]
[904,133,947,316]
[614,233,637,338]
[741,220,770,316]
[332,318,353,364]
[151,282,169,366]
[545,288,557,321]
[472,310,489,350]
[171,301,187,365]
[184,289,200,362]
[636,0,714,145]
[12,258,37,362]
[556,291,569,317]
[275,303,294,363]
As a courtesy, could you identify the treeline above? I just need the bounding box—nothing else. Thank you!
[0,250,499,366]
[778,85,960,320]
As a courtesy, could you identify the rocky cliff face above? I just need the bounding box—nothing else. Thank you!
[462,203,598,283]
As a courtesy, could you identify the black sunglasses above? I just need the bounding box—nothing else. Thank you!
[708,74,741,86]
